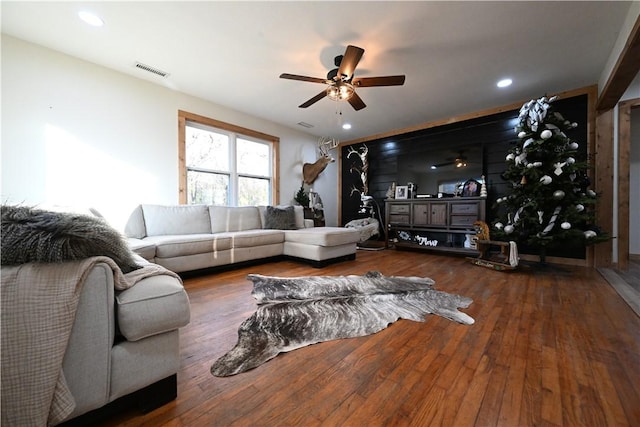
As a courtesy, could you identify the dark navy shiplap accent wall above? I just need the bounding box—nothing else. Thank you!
[341,94,588,258]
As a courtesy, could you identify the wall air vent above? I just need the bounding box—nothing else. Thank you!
[134,62,170,78]
[297,121,314,128]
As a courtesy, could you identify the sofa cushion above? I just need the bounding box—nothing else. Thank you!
[208,206,262,233]
[124,205,147,239]
[144,234,231,258]
[116,275,190,341]
[258,205,305,229]
[1,205,141,274]
[227,229,284,248]
[263,205,297,230]
[284,227,360,247]
[142,205,211,236]
[127,238,156,261]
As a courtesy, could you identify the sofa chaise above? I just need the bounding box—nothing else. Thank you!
[124,204,360,272]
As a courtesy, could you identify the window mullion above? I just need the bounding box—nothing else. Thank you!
[229,133,238,206]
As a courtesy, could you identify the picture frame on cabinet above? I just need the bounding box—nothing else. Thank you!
[462,179,480,197]
[395,185,408,199]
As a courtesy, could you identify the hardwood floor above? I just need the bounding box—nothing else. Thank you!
[101,250,640,426]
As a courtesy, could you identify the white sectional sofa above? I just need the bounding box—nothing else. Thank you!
[124,204,360,272]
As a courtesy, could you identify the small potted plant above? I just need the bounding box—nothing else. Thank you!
[294,182,310,207]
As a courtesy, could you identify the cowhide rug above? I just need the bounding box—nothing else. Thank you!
[210,271,474,377]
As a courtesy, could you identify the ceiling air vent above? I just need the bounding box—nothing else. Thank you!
[134,62,170,78]
[297,121,314,128]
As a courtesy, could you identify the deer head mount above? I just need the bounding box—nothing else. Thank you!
[302,137,338,185]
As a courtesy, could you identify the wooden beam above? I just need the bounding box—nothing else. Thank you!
[597,14,640,112]
[594,110,614,267]
[341,85,597,146]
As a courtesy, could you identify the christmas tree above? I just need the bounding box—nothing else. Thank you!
[492,95,608,262]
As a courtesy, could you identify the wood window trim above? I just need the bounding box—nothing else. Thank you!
[178,110,280,205]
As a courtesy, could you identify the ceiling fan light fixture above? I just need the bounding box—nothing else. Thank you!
[497,78,513,88]
[327,82,355,102]
[78,11,104,27]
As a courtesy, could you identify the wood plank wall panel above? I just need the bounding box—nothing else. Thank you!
[594,110,614,267]
[342,94,589,260]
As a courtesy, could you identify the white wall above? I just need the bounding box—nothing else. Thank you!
[1,35,340,229]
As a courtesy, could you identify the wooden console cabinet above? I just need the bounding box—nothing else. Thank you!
[385,197,486,255]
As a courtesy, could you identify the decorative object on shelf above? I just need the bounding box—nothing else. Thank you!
[464,234,476,249]
[415,235,438,247]
[303,137,337,185]
[397,230,412,242]
[480,176,487,198]
[386,182,396,199]
[407,182,417,199]
[395,185,408,200]
[309,189,325,227]
[492,95,609,263]
[462,179,480,197]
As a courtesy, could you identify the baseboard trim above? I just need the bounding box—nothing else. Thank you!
[58,374,177,426]
[284,253,357,268]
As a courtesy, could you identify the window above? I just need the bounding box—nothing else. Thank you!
[178,111,279,206]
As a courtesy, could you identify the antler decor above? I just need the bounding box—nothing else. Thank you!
[347,144,369,196]
[302,137,338,185]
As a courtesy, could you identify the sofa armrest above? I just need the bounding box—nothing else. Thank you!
[61,262,115,419]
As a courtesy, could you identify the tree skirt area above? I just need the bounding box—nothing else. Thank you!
[210,271,474,377]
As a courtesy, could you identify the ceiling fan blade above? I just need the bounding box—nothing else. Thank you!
[280,73,328,84]
[299,91,327,108]
[348,91,366,111]
[432,161,454,168]
[352,75,406,87]
[337,45,364,81]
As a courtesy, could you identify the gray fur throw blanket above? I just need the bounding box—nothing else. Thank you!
[1,205,140,273]
[210,271,474,377]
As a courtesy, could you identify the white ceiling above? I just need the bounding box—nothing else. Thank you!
[1,1,633,141]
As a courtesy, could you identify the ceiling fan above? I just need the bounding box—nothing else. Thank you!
[431,151,468,169]
[279,45,405,111]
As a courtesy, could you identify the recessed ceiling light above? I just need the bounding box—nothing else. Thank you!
[342,123,352,130]
[78,11,104,27]
[497,78,513,88]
